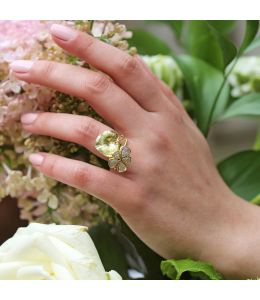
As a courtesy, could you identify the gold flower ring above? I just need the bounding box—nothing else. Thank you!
[95,130,131,173]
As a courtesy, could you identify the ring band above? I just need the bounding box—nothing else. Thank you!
[95,130,131,173]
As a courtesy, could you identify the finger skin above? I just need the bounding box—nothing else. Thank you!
[50,24,171,112]
[137,55,185,112]
[11,60,143,133]
[21,112,111,160]
[29,152,132,211]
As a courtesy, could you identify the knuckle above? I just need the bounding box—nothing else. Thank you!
[127,186,150,213]
[151,129,172,150]
[118,55,139,74]
[143,158,162,176]
[75,118,98,141]
[164,85,174,98]
[47,158,59,177]
[76,33,95,56]
[173,110,184,125]
[169,107,185,125]
[38,61,56,78]
[73,165,91,188]
[86,73,110,94]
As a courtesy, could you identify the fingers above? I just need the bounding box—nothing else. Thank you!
[137,56,185,112]
[28,152,132,211]
[50,24,170,112]
[10,60,143,133]
[21,112,112,159]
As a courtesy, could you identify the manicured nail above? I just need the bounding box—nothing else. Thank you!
[50,24,77,41]
[21,113,39,125]
[29,153,44,166]
[10,60,33,73]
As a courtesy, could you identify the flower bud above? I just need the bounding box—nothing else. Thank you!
[228,56,260,98]
[142,55,183,97]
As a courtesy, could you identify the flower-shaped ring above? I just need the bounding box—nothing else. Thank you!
[95,130,131,173]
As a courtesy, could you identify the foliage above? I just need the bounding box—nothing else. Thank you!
[219,93,260,120]
[218,150,260,201]
[128,20,260,280]
[130,21,260,135]
[161,258,223,280]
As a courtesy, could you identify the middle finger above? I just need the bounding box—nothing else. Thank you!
[10,60,144,134]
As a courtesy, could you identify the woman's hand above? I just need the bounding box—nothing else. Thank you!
[10,24,260,279]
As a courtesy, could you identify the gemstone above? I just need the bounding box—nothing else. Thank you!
[113,151,121,160]
[121,146,131,157]
[117,162,127,173]
[95,130,120,157]
[108,158,119,169]
[122,156,131,165]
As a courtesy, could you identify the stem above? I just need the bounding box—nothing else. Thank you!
[1,162,11,174]
[253,126,260,150]
[26,165,32,178]
[204,57,239,137]
[88,20,94,33]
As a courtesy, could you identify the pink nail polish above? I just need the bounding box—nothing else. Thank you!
[21,113,38,125]
[29,153,44,166]
[50,24,77,41]
[10,60,33,73]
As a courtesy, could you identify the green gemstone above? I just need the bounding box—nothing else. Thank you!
[117,162,127,173]
[108,158,119,169]
[95,130,120,157]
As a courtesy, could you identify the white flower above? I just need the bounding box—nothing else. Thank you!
[228,56,260,98]
[0,223,122,280]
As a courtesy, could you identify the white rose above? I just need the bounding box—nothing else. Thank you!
[0,223,122,280]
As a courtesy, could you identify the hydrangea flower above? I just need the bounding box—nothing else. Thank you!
[0,20,133,226]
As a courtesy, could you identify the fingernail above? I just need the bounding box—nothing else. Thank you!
[21,113,38,125]
[50,24,77,41]
[29,153,44,166]
[10,60,33,73]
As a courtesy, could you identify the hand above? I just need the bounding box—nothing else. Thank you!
[10,24,260,279]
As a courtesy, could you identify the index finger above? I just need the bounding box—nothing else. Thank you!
[50,24,170,112]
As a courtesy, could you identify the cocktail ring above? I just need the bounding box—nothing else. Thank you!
[95,130,131,173]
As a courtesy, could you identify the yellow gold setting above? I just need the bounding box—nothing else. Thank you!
[95,130,131,173]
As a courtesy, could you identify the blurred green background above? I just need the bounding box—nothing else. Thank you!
[123,20,260,162]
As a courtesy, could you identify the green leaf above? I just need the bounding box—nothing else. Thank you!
[128,29,172,56]
[88,223,129,279]
[253,126,260,150]
[161,258,223,280]
[146,20,184,39]
[175,55,229,134]
[183,21,237,70]
[120,219,165,279]
[251,194,260,205]
[245,36,260,53]
[164,20,184,39]
[219,93,260,121]
[207,20,236,35]
[204,21,259,135]
[218,150,260,200]
[239,21,259,54]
